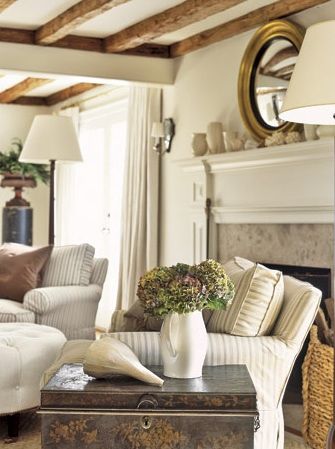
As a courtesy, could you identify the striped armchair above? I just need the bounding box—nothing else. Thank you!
[0,244,108,340]
[108,274,321,449]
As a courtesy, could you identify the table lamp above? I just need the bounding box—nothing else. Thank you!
[19,115,82,245]
[279,20,335,449]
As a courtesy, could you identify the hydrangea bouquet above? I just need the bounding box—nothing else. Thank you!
[137,259,235,317]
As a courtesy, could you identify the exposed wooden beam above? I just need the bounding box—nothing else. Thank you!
[0,27,170,57]
[104,0,246,53]
[35,0,131,45]
[0,78,52,103]
[0,0,16,13]
[13,96,47,106]
[45,82,101,106]
[170,0,330,57]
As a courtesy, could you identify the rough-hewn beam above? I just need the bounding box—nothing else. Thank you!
[45,82,101,106]
[0,78,52,103]
[0,27,170,57]
[35,0,131,45]
[13,96,47,106]
[104,0,246,53]
[170,0,329,57]
[0,0,16,13]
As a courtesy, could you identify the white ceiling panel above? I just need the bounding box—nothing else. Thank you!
[0,0,80,29]
[0,74,27,92]
[25,79,79,97]
[152,0,274,45]
[73,0,186,37]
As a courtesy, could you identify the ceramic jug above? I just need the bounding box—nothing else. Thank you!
[160,310,208,378]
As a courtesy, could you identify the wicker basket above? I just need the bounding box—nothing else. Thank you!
[302,325,333,449]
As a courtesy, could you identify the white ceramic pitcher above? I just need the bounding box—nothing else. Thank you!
[160,310,208,378]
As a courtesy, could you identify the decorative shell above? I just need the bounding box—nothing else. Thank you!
[83,336,164,386]
[265,131,286,147]
[285,131,302,144]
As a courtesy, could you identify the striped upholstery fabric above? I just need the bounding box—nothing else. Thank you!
[0,299,35,323]
[273,275,321,346]
[208,263,284,336]
[90,258,109,287]
[24,285,102,340]
[42,244,95,287]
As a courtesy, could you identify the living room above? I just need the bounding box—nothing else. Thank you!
[0,1,334,449]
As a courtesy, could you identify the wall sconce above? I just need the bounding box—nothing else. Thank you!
[151,118,175,154]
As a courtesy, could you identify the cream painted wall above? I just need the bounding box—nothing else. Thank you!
[0,104,50,246]
[160,31,253,266]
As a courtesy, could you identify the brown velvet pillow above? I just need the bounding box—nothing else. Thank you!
[0,245,53,302]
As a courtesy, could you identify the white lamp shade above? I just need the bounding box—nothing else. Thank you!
[151,122,164,138]
[280,20,335,125]
[19,115,82,164]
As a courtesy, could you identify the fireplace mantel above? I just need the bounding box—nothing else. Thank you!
[175,138,333,262]
[176,138,334,225]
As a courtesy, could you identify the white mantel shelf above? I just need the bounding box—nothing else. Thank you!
[175,138,334,226]
[175,138,333,173]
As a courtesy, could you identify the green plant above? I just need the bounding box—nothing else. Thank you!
[137,259,235,317]
[0,138,49,184]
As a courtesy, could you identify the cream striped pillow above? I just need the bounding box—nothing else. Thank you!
[208,262,284,336]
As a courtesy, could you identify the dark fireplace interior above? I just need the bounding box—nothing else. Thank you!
[261,262,332,404]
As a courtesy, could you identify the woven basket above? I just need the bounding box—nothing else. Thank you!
[302,325,333,449]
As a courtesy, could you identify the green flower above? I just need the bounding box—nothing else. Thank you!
[137,259,235,317]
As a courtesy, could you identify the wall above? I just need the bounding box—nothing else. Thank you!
[0,104,50,246]
[160,3,335,267]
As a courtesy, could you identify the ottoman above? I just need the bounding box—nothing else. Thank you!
[0,323,66,439]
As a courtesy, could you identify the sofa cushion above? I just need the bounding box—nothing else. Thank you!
[42,244,95,287]
[0,246,53,302]
[0,299,35,322]
[208,261,284,336]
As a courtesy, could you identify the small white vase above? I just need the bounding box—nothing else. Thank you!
[191,133,208,156]
[207,122,224,153]
[160,310,207,378]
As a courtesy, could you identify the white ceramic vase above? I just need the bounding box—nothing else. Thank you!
[191,133,208,156]
[160,310,208,378]
[207,122,224,153]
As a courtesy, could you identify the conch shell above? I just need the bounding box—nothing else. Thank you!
[83,336,164,386]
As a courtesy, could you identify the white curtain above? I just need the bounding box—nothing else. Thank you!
[116,86,161,310]
[55,107,81,246]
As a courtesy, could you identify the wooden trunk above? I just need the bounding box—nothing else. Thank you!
[40,364,258,449]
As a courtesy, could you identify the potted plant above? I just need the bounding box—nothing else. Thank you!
[137,260,235,379]
[0,138,49,206]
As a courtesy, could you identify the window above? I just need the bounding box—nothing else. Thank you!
[56,96,128,329]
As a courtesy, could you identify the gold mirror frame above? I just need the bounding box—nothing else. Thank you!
[238,20,305,142]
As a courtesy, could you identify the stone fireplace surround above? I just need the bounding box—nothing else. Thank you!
[177,138,333,272]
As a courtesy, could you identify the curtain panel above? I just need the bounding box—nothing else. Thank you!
[116,86,161,310]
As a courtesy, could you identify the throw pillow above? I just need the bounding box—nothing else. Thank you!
[0,245,53,302]
[42,243,95,287]
[207,263,284,336]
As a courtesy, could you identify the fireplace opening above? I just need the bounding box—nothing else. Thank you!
[261,262,331,404]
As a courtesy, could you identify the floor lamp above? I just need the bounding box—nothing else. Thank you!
[279,20,335,449]
[19,115,82,245]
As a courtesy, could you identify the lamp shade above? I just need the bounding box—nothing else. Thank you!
[280,20,335,125]
[151,122,164,138]
[19,115,82,164]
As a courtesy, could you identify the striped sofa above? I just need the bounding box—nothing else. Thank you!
[0,244,108,340]
[108,274,321,449]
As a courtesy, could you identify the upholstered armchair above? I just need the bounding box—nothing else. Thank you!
[0,244,108,339]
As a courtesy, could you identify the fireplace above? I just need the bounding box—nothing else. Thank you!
[261,262,332,403]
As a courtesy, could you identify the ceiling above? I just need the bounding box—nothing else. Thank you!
[0,0,332,107]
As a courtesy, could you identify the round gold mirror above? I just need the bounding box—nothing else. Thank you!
[238,20,305,142]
